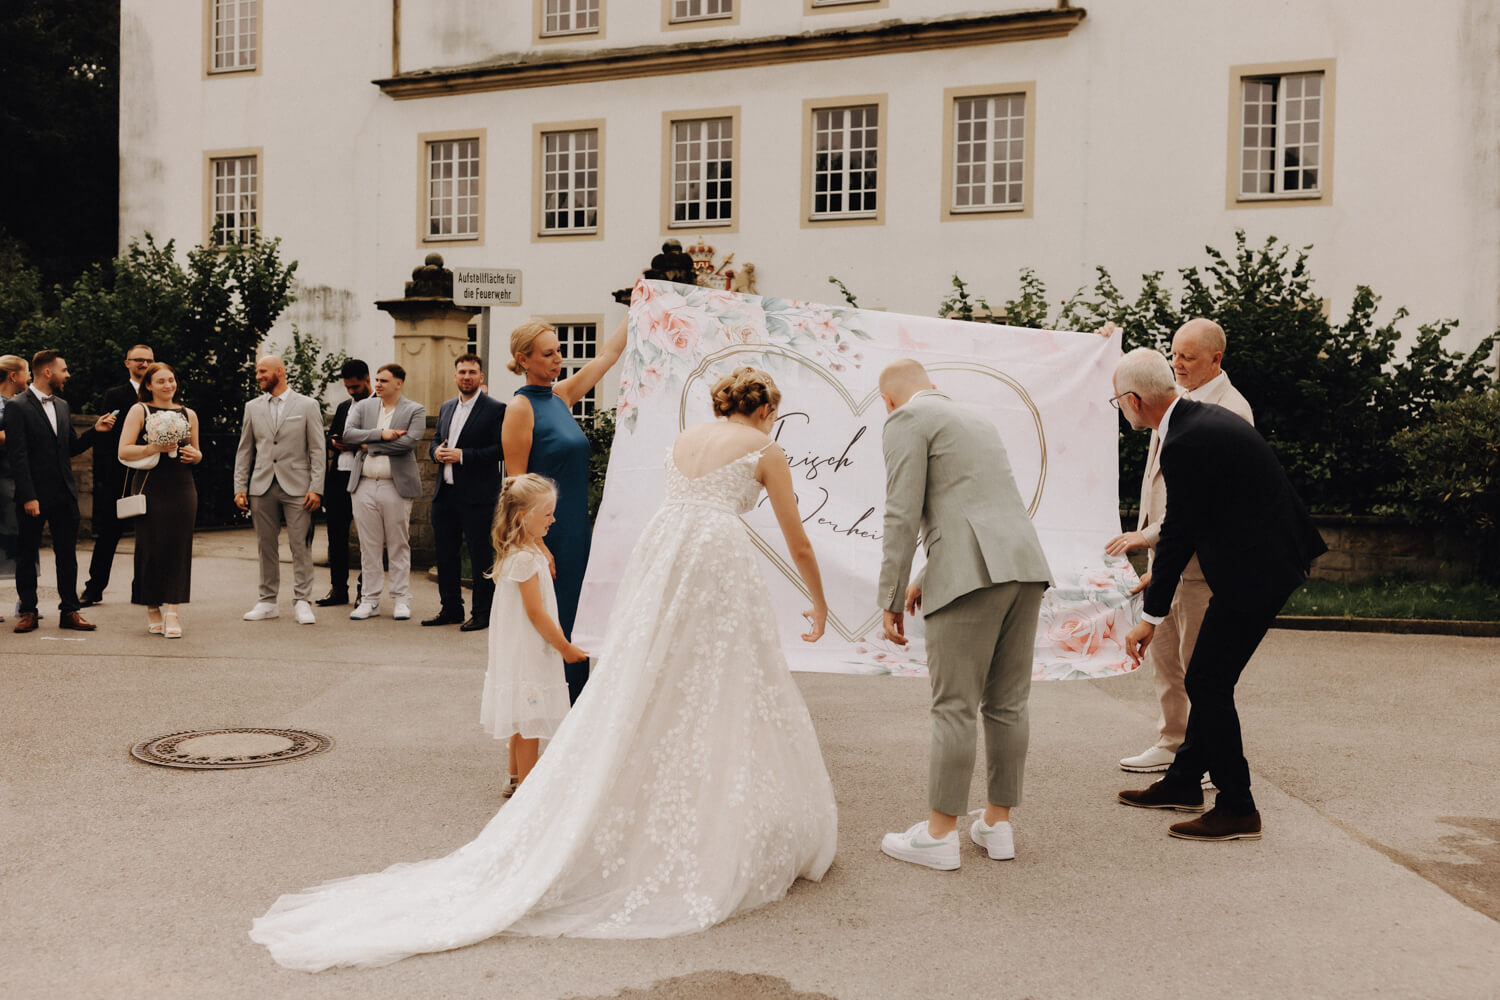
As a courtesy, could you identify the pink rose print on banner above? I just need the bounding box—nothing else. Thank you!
[1047,613,1102,656]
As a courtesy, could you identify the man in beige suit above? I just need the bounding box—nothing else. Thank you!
[233,355,326,624]
[876,360,1053,871]
[1106,319,1253,773]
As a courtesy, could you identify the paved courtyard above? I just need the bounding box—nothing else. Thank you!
[2,529,1498,999]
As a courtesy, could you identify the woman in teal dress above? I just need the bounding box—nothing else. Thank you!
[502,318,628,703]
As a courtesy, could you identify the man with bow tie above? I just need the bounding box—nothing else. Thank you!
[6,350,115,632]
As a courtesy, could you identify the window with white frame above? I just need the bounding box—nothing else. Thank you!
[555,322,598,417]
[210,155,258,244]
[426,138,481,240]
[542,129,599,233]
[670,117,733,227]
[1238,72,1323,198]
[543,0,599,36]
[811,105,878,219]
[952,93,1026,212]
[210,0,258,73]
[672,0,732,22]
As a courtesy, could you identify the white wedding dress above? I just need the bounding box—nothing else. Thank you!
[250,448,838,971]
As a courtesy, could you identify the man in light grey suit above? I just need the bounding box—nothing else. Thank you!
[876,359,1053,871]
[1105,319,1254,775]
[233,355,325,624]
[342,363,426,621]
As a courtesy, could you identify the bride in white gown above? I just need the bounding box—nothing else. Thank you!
[250,367,837,971]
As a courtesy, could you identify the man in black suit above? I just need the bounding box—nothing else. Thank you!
[1113,347,1326,841]
[8,351,115,632]
[315,359,371,607]
[81,343,155,606]
[424,353,505,631]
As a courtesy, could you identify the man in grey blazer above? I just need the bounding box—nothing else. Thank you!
[876,360,1053,870]
[1105,319,1254,776]
[233,355,325,624]
[342,363,426,621]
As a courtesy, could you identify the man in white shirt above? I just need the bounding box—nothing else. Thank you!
[1106,319,1254,776]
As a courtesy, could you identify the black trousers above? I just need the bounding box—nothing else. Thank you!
[1163,582,1299,815]
[323,470,353,590]
[16,496,82,614]
[432,492,495,621]
[83,476,126,598]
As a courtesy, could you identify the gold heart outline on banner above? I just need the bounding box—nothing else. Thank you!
[679,345,1047,643]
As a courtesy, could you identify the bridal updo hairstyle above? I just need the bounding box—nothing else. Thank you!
[488,473,558,577]
[711,367,781,419]
[506,321,557,375]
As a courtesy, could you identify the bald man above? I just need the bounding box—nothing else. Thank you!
[1106,319,1254,776]
[876,360,1053,870]
[233,355,325,624]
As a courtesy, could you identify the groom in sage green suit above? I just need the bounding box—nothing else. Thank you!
[875,359,1052,871]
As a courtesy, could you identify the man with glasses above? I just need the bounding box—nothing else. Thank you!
[1103,320,1253,778]
[1111,346,1322,841]
[81,344,155,606]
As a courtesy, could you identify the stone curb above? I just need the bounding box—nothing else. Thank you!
[1273,615,1500,637]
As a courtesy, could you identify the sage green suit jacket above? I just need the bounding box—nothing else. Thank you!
[878,391,1053,616]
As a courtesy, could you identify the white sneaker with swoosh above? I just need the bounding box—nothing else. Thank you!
[880,820,960,871]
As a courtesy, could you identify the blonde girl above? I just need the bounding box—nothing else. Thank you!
[478,473,587,791]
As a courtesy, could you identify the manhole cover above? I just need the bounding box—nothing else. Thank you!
[130,728,334,769]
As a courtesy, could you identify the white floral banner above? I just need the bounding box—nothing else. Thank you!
[575,280,1140,680]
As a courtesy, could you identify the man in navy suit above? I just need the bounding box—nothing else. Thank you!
[1113,347,1325,842]
[7,351,115,632]
[424,353,505,631]
[81,343,155,606]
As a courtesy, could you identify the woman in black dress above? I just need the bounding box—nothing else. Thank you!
[117,363,202,638]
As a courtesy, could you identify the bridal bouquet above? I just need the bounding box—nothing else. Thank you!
[143,409,191,458]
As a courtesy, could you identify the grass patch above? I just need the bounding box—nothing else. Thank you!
[1283,577,1500,621]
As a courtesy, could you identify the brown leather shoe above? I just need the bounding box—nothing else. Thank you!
[1118,779,1206,813]
[13,612,38,633]
[59,611,97,631]
[1169,807,1262,841]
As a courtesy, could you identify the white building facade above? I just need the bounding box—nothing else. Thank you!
[119,0,1500,408]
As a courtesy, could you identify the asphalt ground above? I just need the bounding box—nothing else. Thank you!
[2,529,1497,999]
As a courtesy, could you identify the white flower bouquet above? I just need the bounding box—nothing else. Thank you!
[144,409,191,458]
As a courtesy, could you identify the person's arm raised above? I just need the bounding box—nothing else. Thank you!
[758,442,827,642]
[555,318,628,409]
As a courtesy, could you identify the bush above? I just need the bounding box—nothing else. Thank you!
[583,407,616,525]
[976,232,1497,513]
[268,324,349,418]
[1384,391,1500,580]
[11,233,299,525]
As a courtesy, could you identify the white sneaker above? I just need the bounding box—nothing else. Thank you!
[349,602,380,620]
[968,812,1016,861]
[1120,745,1176,773]
[880,820,960,871]
[294,600,316,625]
[393,601,411,621]
[243,602,279,621]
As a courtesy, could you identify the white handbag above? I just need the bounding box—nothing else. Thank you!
[117,468,149,519]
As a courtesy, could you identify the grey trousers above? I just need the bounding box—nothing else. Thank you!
[250,483,314,602]
[352,478,412,604]
[924,580,1046,816]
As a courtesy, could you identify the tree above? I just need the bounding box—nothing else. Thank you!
[16,233,300,524]
[0,0,119,297]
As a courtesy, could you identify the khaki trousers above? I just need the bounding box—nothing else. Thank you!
[250,483,314,602]
[1145,575,1212,752]
[923,580,1046,816]
[352,478,413,604]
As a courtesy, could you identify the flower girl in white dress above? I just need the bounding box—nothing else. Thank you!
[250,367,837,971]
[479,474,586,791]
